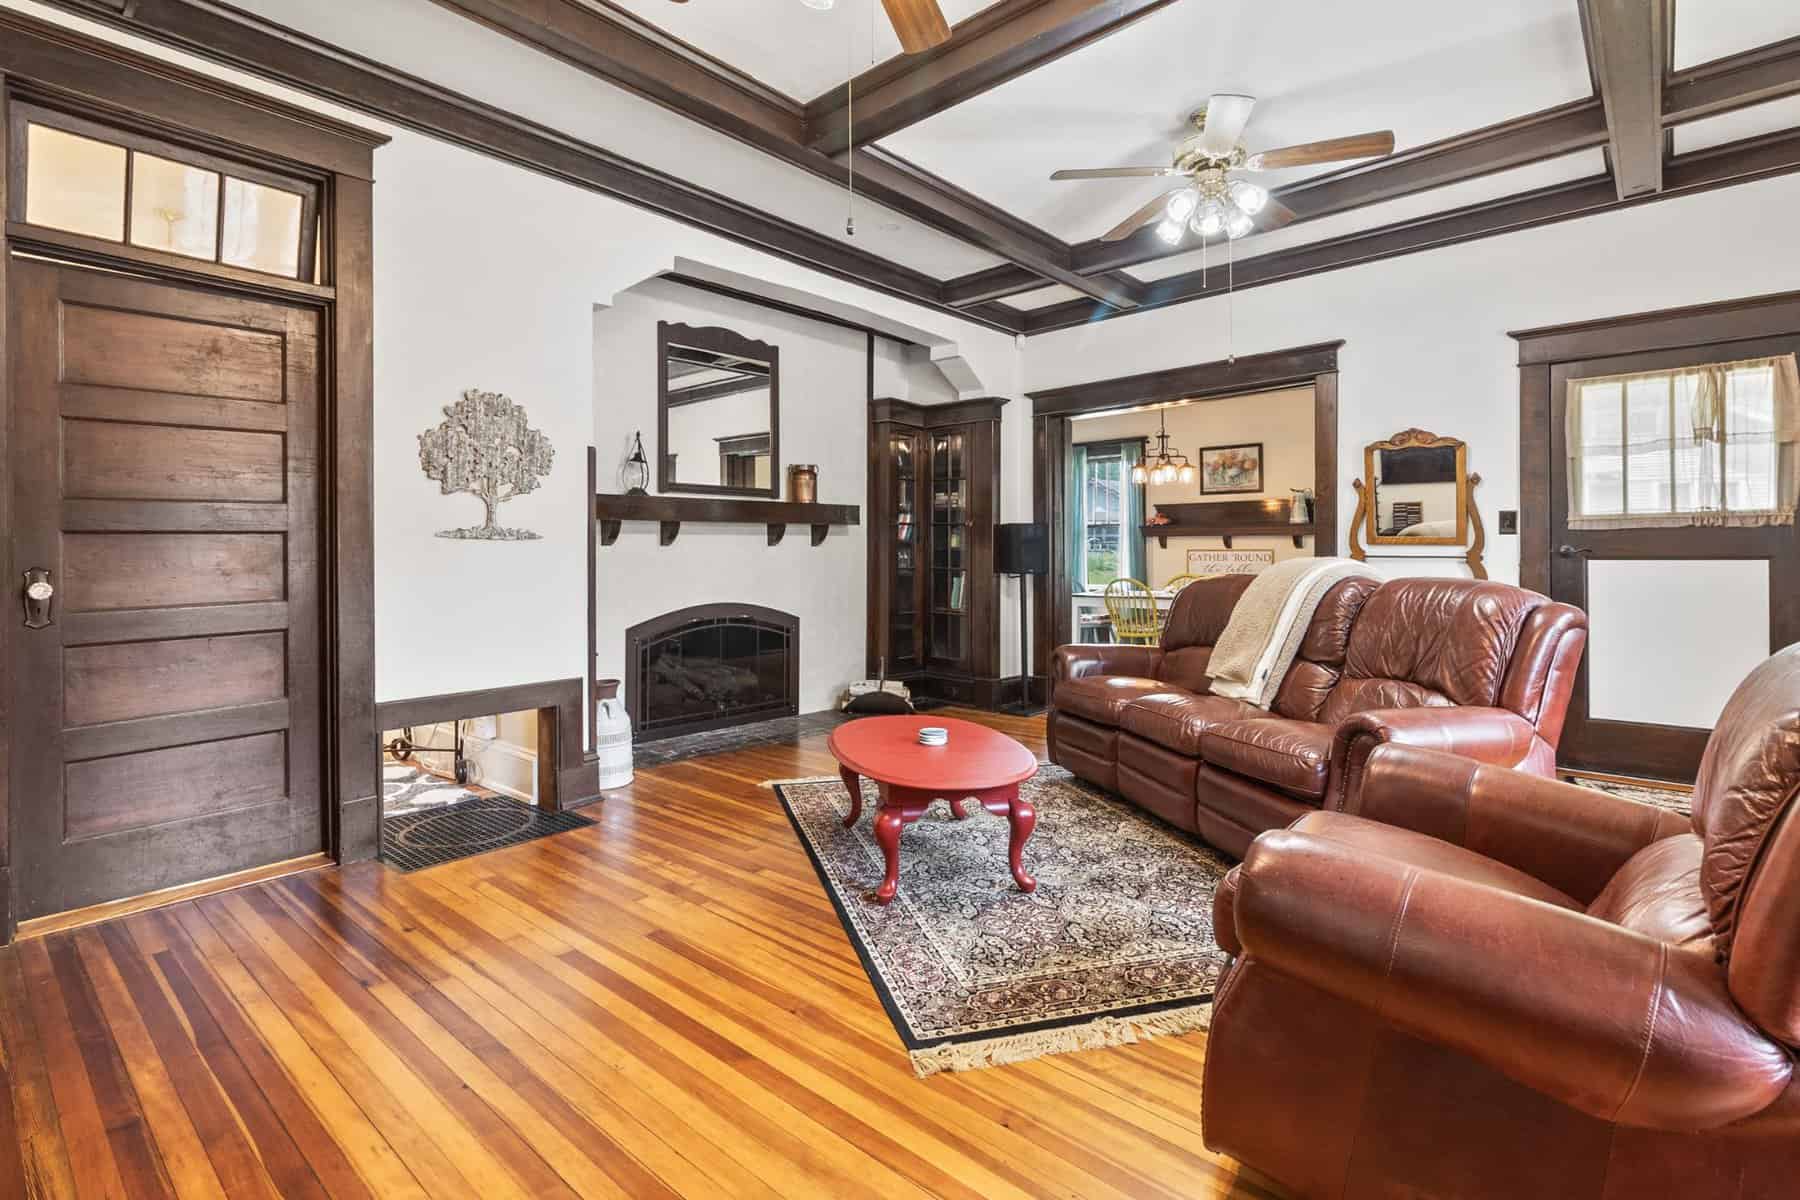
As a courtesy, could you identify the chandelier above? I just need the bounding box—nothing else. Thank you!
[1153,168,1268,246]
[1132,407,1196,486]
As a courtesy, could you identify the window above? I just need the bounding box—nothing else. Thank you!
[10,104,318,281]
[1072,439,1144,591]
[1567,355,1799,529]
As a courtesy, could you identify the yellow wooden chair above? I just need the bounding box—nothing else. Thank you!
[1163,573,1206,594]
[1103,577,1163,645]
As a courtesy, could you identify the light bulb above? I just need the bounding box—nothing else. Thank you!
[1131,463,1149,485]
[1229,180,1267,215]
[1154,218,1183,245]
[1192,200,1225,238]
[1225,209,1254,239]
[1165,188,1198,223]
[1178,463,1197,485]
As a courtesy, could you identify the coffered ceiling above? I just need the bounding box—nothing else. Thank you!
[35,0,1800,337]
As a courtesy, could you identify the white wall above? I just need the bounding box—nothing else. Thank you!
[1026,171,1800,587]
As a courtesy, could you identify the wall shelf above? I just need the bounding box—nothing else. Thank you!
[1144,500,1314,549]
[594,493,860,547]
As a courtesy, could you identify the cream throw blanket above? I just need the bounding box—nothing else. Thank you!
[1207,557,1380,705]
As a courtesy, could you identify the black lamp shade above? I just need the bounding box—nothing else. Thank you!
[996,522,1048,576]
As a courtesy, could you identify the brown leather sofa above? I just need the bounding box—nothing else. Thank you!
[1049,575,1588,856]
[1204,644,1800,1199]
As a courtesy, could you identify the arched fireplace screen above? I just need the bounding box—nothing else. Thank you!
[625,604,799,740]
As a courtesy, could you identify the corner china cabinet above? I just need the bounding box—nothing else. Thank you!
[867,397,1006,707]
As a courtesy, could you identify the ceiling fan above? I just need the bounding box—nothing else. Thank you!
[1052,94,1395,246]
[665,0,953,54]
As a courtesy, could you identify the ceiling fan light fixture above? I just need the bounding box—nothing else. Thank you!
[1225,209,1254,239]
[1154,218,1184,246]
[1194,200,1226,238]
[1229,180,1267,215]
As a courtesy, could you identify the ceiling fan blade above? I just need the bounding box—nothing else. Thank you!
[1258,197,1298,230]
[1051,167,1181,180]
[1249,131,1396,170]
[1198,93,1256,156]
[881,0,952,54]
[1100,188,1186,242]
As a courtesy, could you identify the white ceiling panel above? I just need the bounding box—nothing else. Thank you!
[224,0,1003,279]
[1007,283,1088,307]
[881,0,1593,244]
[1671,95,1800,155]
[1120,148,1607,285]
[596,0,1007,102]
[1673,0,1800,70]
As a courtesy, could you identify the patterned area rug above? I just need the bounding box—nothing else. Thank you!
[774,764,1231,1077]
[383,760,479,817]
[1567,774,1694,818]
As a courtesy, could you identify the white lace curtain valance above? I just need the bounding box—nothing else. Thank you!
[1565,353,1800,530]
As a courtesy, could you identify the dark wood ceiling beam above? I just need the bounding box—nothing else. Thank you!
[1022,126,1800,335]
[804,0,1178,156]
[427,0,1143,306]
[851,148,1142,309]
[31,0,1027,333]
[1664,35,1800,123]
[1579,0,1668,198]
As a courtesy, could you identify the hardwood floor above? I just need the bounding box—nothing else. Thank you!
[0,708,1279,1199]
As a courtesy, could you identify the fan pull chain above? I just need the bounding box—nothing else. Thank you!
[1227,233,1236,364]
[844,4,857,236]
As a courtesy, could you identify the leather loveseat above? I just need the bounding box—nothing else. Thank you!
[1048,575,1587,856]
[1203,644,1800,1199]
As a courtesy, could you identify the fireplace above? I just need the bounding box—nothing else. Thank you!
[626,604,799,740]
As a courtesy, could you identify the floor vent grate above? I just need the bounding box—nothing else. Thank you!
[381,796,594,872]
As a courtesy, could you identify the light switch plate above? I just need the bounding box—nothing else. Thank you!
[1498,510,1518,535]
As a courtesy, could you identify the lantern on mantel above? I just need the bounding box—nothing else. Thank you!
[621,431,650,495]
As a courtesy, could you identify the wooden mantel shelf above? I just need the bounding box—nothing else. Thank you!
[594,493,861,547]
[1145,500,1315,549]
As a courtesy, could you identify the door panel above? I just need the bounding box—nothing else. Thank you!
[9,258,322,920]
[1546,337,1800,781]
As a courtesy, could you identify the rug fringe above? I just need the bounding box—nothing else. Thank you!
[908,1002,1213,1078]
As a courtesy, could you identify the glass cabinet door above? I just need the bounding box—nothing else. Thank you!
[888,432,921,670]
[929,432,968,667]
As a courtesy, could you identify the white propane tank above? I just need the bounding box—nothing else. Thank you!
[594,679,633,789]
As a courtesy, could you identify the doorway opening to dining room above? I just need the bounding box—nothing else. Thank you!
[1027,343,1341,667]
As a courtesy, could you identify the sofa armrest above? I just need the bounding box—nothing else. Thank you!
[1233,829,1793,1131]
[1327,706,1545,809]
[1339,743,1688,903]
[1051,643,1163,684]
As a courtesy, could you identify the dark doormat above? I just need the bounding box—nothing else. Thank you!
[381,795,594,872]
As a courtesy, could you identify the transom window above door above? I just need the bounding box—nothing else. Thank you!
[9,103,319,282]
[1567,354,1799,529]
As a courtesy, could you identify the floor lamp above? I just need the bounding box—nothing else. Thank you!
[996,522,1048,716]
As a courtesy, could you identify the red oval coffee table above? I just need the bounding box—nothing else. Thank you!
[827,715,1040,905]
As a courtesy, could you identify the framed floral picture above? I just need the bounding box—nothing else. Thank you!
[1199,442,1264,494]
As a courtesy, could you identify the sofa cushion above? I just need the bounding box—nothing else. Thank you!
[1271,576,1383,722]
[1587,833,1711,949]
[1054,675,1173,727]
[1202,717,1336,798]
[1119,692,1264,756]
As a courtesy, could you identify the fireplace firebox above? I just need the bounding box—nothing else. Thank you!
[626,604,799,740]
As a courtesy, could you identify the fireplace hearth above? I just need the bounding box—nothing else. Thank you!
[626,604,799,740]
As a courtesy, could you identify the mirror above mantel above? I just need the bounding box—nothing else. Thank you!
[1350,428,1487,578]
[658,320,779,498]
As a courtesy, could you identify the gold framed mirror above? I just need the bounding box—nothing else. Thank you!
[1349,428,1487,577]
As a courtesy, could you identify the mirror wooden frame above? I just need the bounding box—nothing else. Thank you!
[1349,427,1486,578]
[1359,428,1468,546]
[656,320,780,498]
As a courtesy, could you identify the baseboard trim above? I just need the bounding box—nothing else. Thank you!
[15,853,333,942]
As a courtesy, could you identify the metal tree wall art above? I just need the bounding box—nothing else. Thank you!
[418,389,555,540]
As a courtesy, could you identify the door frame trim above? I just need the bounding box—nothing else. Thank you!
[0,23,386,938]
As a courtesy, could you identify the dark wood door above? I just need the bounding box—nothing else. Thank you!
[1546,337,1800,781]
[8,258,323,920]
